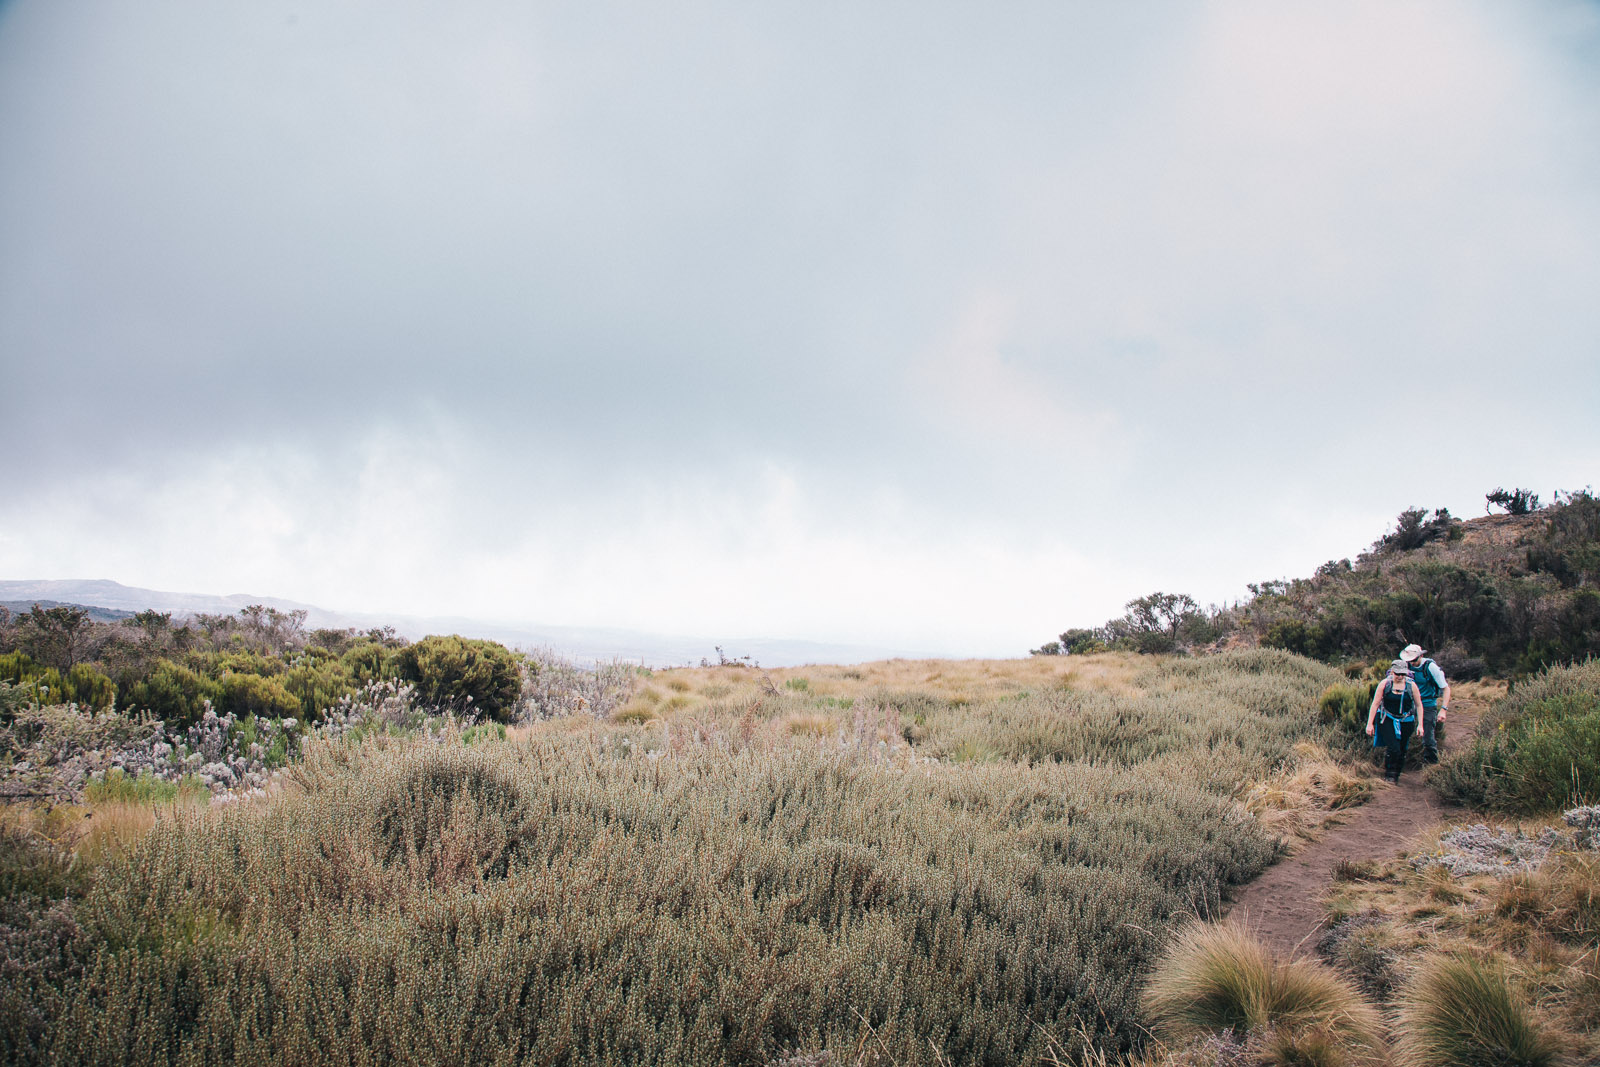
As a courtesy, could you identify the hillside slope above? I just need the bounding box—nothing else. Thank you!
[1246,493,1599,675]
[1038,490,1600,677]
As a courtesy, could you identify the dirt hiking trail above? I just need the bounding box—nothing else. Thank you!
[1227,696,1485,959]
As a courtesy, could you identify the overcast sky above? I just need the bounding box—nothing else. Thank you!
[2,0,1598,656]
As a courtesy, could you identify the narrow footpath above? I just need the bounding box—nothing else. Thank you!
[1227,698,1483,959]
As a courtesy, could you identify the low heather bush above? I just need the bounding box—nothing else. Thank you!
[44,735,1281,1065]
[0,821,92,1063]
[518,646,638,720]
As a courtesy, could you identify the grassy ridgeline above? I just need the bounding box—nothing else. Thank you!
[42,651,1341,1066]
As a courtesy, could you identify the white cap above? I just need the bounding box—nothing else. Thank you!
[1401,644,1424,662]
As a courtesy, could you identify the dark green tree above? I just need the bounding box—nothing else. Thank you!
[1486,488,1541,515]
[17,605,92,671]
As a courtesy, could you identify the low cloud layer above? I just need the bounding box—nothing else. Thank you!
[3,1,1598,653]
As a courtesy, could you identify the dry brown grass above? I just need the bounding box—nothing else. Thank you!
[783,711,837,737]
[0,795,211,865]
[1242,743,1375,851]
[1142,923,1384,1064]
[653,652,1149,706]
[1319,814,1600,1062]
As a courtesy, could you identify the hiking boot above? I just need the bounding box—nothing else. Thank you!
[1424,748,1439,764]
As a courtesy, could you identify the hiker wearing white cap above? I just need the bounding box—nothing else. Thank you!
[1400,643,1450,763]
[1366,660,1424,783]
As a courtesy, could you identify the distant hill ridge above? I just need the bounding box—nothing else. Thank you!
[0,579,934,668]
[0,600,134,623]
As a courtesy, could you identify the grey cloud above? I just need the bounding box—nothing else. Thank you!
[2,0,1598,646]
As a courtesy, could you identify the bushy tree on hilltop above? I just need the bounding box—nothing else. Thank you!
[1033,592,1227,656]
[1487,486,1542,515]
[1377,507,1460,551]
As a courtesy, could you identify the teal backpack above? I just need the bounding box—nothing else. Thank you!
[1411,658,1443,706]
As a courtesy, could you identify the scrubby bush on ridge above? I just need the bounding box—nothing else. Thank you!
[0,603,534,729]
[1034,490,1600,677]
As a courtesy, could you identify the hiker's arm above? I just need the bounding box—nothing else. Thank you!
[1438,669,1451,721]
[1366,686,1381,736]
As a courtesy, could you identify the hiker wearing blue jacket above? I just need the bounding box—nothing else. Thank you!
[1400,643,1451,763]
[1366,660,1424,784]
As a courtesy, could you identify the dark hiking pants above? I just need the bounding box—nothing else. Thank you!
[1421,704,1441,762]
[1380,716,1416,781]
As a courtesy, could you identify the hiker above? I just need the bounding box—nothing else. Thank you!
[1366,660,1424,783]
[1400,643,1450,763]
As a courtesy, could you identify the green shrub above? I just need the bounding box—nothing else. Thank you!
[1431,660,1600,813]
[0,650,34,685]
[0,656,116,713]
[393,635,522,721]
[1317,682,1373,742]
[215,672,303,720]
[1395,954,1561,1067]
[117,660,218,728]
[342,639,400,686]
[194,650,282,678]
[1266,620,1332,659]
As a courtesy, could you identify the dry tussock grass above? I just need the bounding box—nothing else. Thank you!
[1242,743,1374,851]
[1319,815,1600,1062]
[1142,923,1383,1065]
[1,794,210,865]
[1395,952,1563,1067]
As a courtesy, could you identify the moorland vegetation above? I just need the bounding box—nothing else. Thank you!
[3,648,1364,1065]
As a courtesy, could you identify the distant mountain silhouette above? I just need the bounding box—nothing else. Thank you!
[0,579,936,668]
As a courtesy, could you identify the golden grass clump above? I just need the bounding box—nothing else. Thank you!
[1142,923,1382,1064]
[1394,953,1563,1067]
[1243,743,1373,849]
[784,711,836,737]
